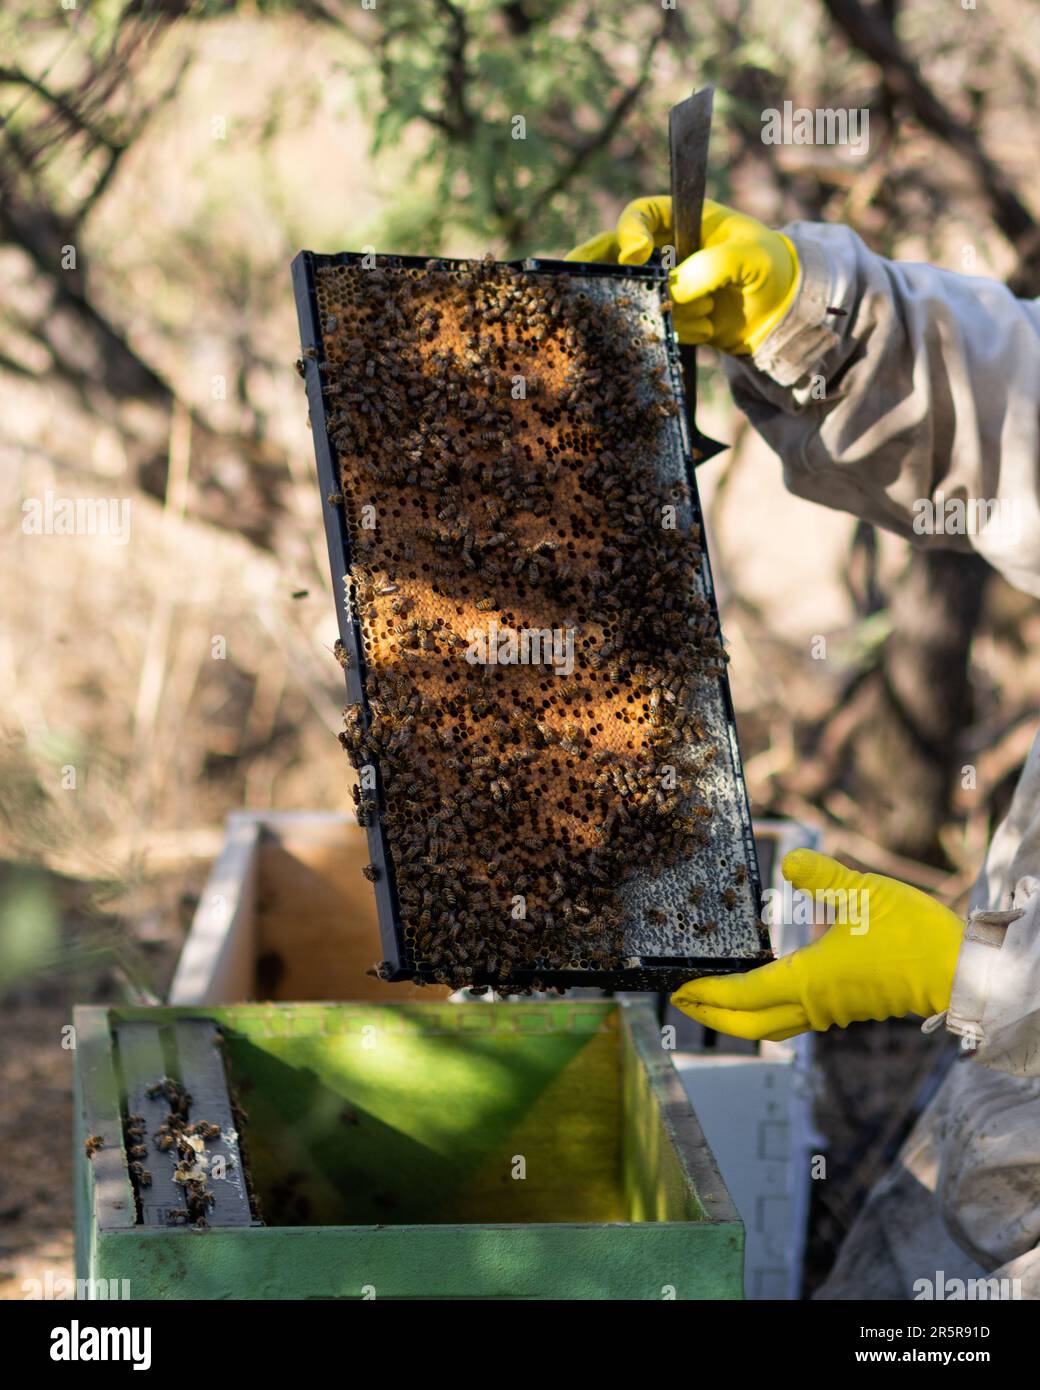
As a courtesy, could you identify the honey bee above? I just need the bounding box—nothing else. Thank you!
[84,1134,104,1157]
[362,864,380,882]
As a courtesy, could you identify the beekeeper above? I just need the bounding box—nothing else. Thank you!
[569,199,1040,1300]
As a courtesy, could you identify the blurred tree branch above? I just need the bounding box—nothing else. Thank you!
[822,0,1040,292]
[0,64,121,152]
[0,2,292,546]
[359,0,721,256]
[523,9,676,231]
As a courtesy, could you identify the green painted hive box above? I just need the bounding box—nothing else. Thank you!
[74,999,744,1299]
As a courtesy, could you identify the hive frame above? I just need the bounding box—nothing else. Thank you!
[291,250,771,990]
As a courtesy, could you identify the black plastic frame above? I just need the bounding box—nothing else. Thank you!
[291,249,772,991]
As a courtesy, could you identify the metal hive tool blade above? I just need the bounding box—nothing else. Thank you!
[669,86,727,465]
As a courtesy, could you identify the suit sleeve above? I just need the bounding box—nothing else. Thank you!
[723,222,1040,599]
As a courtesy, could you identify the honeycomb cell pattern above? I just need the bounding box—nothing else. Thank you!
[308,254,762,992]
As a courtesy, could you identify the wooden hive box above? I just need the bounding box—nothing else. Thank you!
[169,811,449,1005]
[74,1000,744,1300]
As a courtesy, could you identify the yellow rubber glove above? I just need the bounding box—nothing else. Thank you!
[671,850,964,1040]
[566,195,799,354]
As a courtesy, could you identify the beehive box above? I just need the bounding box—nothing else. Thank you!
[168,811,448,1005]
[292,250,770,993]
[75,1000,744,1299]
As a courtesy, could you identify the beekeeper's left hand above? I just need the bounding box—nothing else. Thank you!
[671,851,964,1040]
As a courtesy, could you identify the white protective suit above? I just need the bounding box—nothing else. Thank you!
[724,223,1040,1299]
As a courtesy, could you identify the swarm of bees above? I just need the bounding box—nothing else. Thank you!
[307,253,755,990]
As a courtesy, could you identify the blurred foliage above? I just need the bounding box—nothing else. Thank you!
[350,0,723,255]
[0,868,59,986]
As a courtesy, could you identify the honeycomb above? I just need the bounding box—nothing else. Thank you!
[305,254,763,991]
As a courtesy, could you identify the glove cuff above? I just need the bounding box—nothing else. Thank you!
[936,884,1040,1075]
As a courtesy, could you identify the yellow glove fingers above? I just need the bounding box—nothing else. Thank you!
[673,318,714,346]
[782,848,874,900]
[672,294,713,319]
[570,197,726,267]
[668,244,741,305]
[672,954,804,1014]
[761,1023,810,1043]
[564,229,621,263]
[616,196,673,265]
[671,300,714,346]
[671,996,810,1042]
[699,198,735,240]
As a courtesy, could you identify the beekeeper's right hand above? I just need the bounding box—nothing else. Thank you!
[566,196,800,355]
